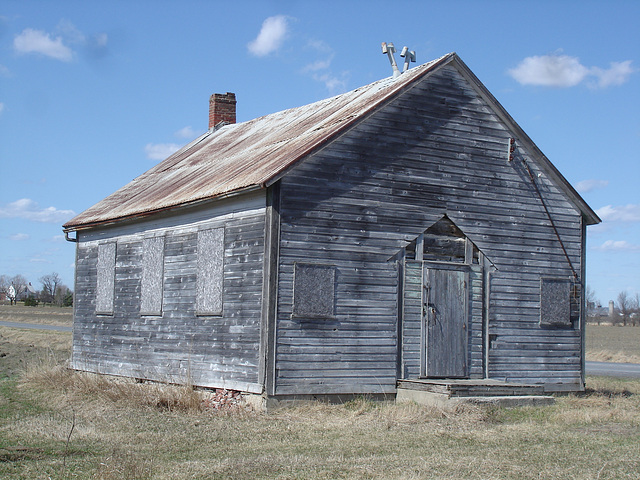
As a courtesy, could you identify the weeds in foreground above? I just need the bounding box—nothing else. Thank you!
[22,363,207,414]
[2,362,640,479]
[94,450,154,480]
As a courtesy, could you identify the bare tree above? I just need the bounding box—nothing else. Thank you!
[617,291,632,326]
[0,275,9,299]
[632,293,640,327]
[40,272,62,304]
[9,274,28,305]
[586,285,600,321]
[54,284,73,307]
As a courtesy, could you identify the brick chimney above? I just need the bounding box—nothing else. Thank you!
[209,92,236,130]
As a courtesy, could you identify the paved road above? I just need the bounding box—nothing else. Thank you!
[0,320,72,332]
[585,361,640,378]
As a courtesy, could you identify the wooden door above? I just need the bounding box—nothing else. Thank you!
[422,266,468,378]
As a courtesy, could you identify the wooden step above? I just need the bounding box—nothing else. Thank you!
[397,378,545,397]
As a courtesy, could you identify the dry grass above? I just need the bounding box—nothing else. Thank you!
[1,308,640,478]
[0,328,70,380]
[0,303,72,327]
[586,324,640,363]
[0,326,71,351]
[23,363,213,415]
[2,360,640,479]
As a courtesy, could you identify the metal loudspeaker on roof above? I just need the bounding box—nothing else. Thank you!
[381,42,416,78]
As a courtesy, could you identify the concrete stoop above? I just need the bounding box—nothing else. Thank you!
[396,379,556,408]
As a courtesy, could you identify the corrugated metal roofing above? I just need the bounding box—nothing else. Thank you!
[64,54,454,230]
[63,52,599,230]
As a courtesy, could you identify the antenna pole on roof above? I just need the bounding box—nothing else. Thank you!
[382,42,416,77]
[381,42,401,78]
[400,46,416,72]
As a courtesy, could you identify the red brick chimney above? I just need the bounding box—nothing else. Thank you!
[209,92,236,130]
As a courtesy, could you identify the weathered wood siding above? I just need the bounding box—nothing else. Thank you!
[275,64,584,394]
[402,261,422,380]
[71,193,266,393]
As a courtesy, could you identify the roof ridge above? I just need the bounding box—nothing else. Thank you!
[237,52,456,128]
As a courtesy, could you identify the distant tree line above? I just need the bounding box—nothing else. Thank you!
[0,273,73,307]
[587,285,640,326]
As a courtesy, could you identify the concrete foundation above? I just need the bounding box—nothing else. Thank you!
[396,388,555,408]
[395,378,555,408]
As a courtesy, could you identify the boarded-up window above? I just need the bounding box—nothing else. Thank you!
[540,277,571,327]
[140,236,164,316]
[96,242,116,315]
[196,227,224,316]
[293,263,336,318]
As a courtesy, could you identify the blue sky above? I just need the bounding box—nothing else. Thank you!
[1,0,638,305]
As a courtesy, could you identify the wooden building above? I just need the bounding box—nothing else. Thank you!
[63,53,600,404]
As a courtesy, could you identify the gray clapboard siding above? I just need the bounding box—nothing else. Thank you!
[271,64,584,394]
[71,209,266,393]
[71,58,590,398]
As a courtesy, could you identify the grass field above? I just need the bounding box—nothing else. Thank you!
[1,304,640,479]
[0,304,72,327]
[586,324,640,363]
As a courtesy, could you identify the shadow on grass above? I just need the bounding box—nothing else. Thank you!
[583,387,634,398]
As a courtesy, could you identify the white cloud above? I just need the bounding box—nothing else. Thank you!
[94,32,108,47]
[56,19,85,44]
[0,102,4,115]
[0,198,76,223]
[311,72,348,93]
[575,179,609,193]
[509,54,635,89]
[590,60,635,88]
[594,240,640,252]
[14,28,73,61]
[595,204,640,223]
[248,15,289,57]
[300,40,348,94]
[301,57,333,74]
[13,22,109,63]
[175,126,200,139]
[509,54,589,87]
[85,32,109,59]
[306,39,332,54]
[0,64,10,77]
[144,143,181,160]
[9,233,30,241]
[29,257,52,264]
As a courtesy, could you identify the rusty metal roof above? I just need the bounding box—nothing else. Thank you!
[63,54,455,230]
[63,51,599,230]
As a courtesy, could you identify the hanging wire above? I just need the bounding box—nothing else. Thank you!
[511,139,579,281]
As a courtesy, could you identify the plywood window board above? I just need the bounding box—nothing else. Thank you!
[292,263,336,318]
[540,277,572,327]
[96,242,116,315]
[140,236,165,316]
[196,227,224,316]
